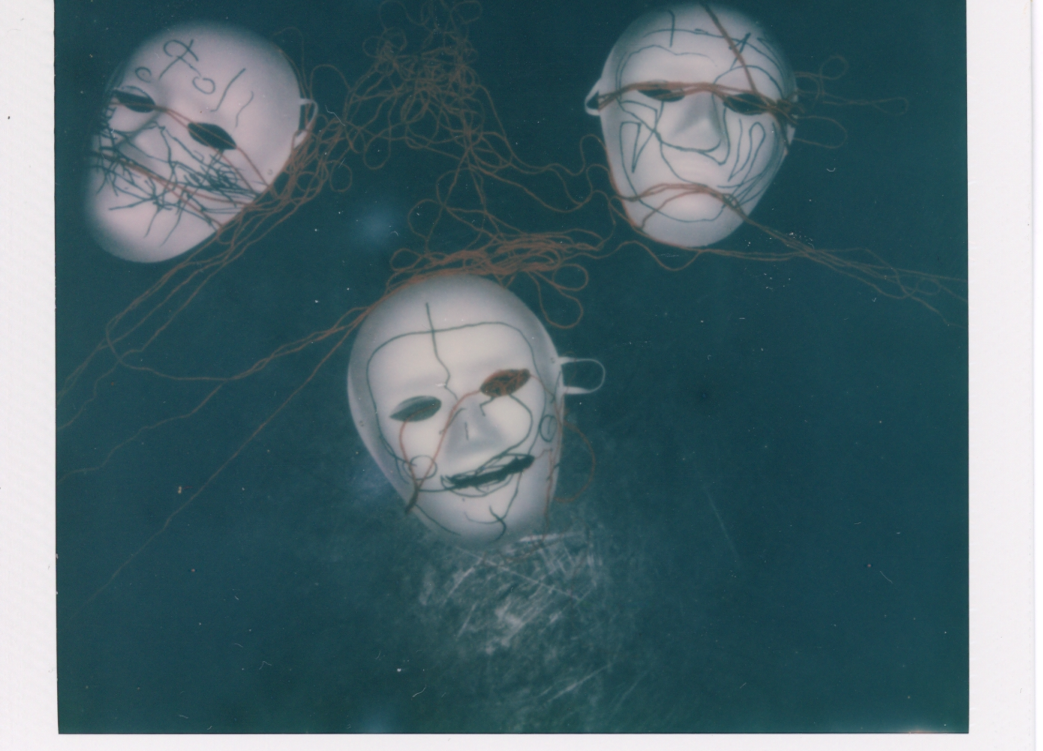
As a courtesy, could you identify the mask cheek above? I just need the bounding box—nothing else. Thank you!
[619,97,659,130]
[720,115,752,169]
[488,389,543,437]
[514,397,543,443]
[619,120,661,180]
[739,118,786,188]
[383,417,441,470]
[104,105,157,135]
[96,114,187,186]
[114,122,175,168]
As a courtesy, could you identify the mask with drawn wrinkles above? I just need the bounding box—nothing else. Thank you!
[586,3,796,248]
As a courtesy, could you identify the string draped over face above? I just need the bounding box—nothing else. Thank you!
[585,2,798,249]
[84,22,317,262]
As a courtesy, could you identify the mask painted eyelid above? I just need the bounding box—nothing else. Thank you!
[188,122,237,151]
[638,86,685,103]
[722,92,772,115]
[480,369,531,398]
[390,396,442,422]
[113,89,156,113]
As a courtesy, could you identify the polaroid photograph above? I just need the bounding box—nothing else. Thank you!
[0,0,1033,747]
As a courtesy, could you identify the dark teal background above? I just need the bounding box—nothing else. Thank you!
[56,0,968,732]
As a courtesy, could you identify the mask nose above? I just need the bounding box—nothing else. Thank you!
[661,92,726,151]
[443,397,506,457]
[113,108,177,163]
[116,123,167,167]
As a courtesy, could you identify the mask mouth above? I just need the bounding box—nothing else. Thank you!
[442,454,535,492]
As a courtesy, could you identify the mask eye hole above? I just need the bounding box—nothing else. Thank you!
[113,89,156,113]
[638,86,685,103]
[391,396,442,422]
[480,369,530,398]
[723,92,771,116]
[188,122,237,151]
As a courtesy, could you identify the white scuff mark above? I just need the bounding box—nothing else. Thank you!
[457,600,479,638]
[545,663,611,703]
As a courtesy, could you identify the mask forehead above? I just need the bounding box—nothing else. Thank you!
[618,31,790,100]
[366,323,540,412]
[426,325,540,386]
[618,45,725,89]
[352,277,558,386]
[112,24,303,167]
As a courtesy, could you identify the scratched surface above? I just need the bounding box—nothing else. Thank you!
[55,0,968,732]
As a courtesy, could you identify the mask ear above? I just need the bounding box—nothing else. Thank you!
[558,357,606,396]
[292,99,318,150]
[783,93,798,145]
[584,81,602,116]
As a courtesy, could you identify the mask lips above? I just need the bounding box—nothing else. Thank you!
[441,454,536,492]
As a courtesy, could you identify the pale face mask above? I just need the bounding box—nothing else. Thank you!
[347,276,603,547]
[84,23,316,262]
[586,3,796,248]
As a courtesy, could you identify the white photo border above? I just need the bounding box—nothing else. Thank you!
[1,0,1032,747]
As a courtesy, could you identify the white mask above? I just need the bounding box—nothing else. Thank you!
[347,276,603,547]
[84,23,316,262]
[586,3,796,248]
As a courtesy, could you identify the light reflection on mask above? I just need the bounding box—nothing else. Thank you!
[347,276,603,547]
[586,3,796,248]
[84,22,315,262]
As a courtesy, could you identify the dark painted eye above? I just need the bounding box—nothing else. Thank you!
[639,87,685,103]
[391,396,441,422]
[480,369,530,398]
[113,89,156,113]
[188,122,237,151]
[723,92,770,116]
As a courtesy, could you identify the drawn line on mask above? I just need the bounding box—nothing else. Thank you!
[426,303,454,395]
[212,67,246,114]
